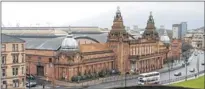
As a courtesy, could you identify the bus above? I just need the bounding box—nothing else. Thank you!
[137,71,160,85]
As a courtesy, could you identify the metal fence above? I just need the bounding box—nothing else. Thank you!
[40,70,205,89]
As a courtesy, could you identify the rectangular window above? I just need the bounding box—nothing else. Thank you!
[16,44,18,51]
[22,44,24,51]
[2,69,6,77]
[12,68,18,76]
[22,54,24,63]
[12,55,15,63]
[13,79,19,87]
[2,81,7,88]
[49,58,52,63]
[12,68,15,76]
[16,68,18,75]
[2,55,6,64]
[12,44,15,51]
[22,78,25,86]
[12,54,18,63]
[1,44,6,51]
[22,67,24,74]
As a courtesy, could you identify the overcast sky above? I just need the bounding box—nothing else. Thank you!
[2,2,204,29]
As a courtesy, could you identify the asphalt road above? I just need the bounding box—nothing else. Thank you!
[27,50,204,89]
[86,50,204,89]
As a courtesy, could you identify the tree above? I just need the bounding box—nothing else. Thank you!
[182,42,193,52]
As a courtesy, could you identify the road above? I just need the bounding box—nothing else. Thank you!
[27,50,204,89]
[86,50,204,89]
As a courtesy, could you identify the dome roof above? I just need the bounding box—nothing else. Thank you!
[160,35,170,43]
[61,34,79,51]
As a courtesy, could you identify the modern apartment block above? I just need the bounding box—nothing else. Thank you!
[180,22,188,40]
[172,22,187,40]
[1,34,26,89]
[172,24,180,39]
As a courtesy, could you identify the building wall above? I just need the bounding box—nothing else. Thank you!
[26,49,56,81]
[191,32,204,49]
[170,39,182,60]
[1,42,26,89]
[55,51,115,81]
[180,22,187,40]
[76,39,98,44]
[172,25,180,39]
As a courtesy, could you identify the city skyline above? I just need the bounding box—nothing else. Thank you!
[2,2,204,29]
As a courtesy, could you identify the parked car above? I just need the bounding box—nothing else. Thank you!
[26,79,37,87]
[26,74,35,80]
[189,68,195,72]
[174,72,182,76]
[182,62,190,67]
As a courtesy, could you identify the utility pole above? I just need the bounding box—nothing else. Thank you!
[29,58,31,89]
[197,49,200,77]
[184,53,188,81]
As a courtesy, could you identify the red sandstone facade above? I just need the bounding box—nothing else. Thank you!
[26,8,168,82]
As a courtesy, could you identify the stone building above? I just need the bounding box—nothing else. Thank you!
[169,39,182,61]
[107,9,167,74]
[191,30,204,49]
[25,7,168,82]
[1,34,26,89]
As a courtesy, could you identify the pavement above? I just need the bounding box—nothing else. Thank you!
[27,50,205,89]
[85,50,204,89]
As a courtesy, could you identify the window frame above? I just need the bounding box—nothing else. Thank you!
[12,44,15,51]
[2,55,6,64]
[1,44,6,51]
[2,68,6,77]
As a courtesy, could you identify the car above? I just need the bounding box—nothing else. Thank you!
[202,63,205,65]
[26,74,35,80]
[189,68,195,72]
[26,79,37,87]
[182,62,190,67]
[174,72,182,76]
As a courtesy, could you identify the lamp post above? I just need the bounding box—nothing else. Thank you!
[196,49,200,77]
[165,44,170,84]
[28,59,31,89]
[183,53,188,81]
[49,62,55,89]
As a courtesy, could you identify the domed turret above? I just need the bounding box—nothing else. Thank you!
[160,26,170,43]
[60,28,79,51]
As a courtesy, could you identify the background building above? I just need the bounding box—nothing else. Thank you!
[172,24,180,39]
[172,22,188,40]
[1,34,26,89]
[180,22,187,40]
[191,30,204,49]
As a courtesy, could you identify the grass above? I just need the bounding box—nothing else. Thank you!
[171,75,204,89]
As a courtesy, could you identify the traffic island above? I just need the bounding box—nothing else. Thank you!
[111,85,198,89]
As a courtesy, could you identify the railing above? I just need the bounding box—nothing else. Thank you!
[41,70,205,89]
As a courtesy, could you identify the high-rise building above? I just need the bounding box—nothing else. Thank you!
[133,25,138,31]
[180,22,187,40]
[172,22,187,40]
[172,24,180,39]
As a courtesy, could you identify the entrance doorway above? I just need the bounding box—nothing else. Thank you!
[37,66,44,76]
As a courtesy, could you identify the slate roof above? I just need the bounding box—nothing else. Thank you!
[21,37,64,50]
[20,33,108,50]
[1,33,25,43]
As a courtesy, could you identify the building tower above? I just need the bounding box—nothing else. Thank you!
[142,12,159,41]
[107,6,130,74]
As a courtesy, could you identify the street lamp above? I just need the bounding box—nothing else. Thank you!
[49,62,55,89]
[196,49,200,77]
[183,53,188,81]
[28,61,31,89]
